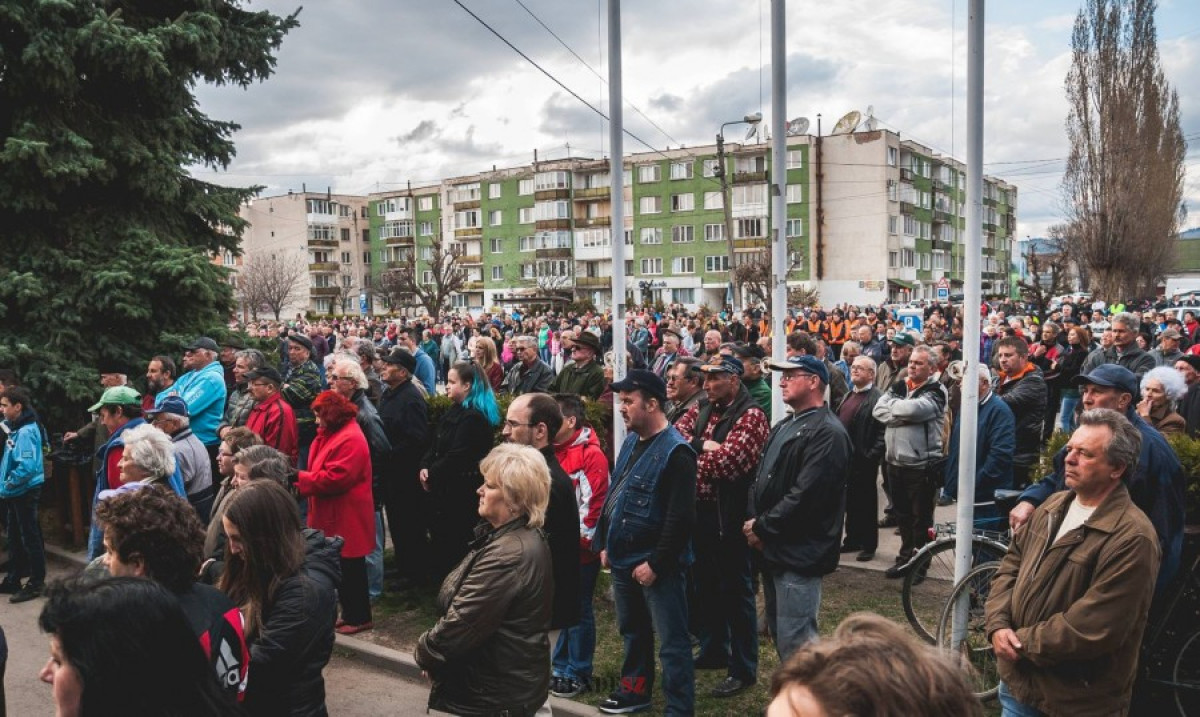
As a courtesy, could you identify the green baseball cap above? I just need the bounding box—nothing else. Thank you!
[87,386,142,413]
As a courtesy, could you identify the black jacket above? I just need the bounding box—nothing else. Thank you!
[993,367,1047,467]
[748,406,851,576]
[244,530,341,717]
[378,379,429,483]
[541,446,581,629]
[834,387,886,471]
[421,403,494,503]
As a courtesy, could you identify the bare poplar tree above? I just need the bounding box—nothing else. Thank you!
[1063,0,1186,302]
[385,234,468,316]
[238,252,307,321]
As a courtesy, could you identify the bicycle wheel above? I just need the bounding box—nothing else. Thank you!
[936,561,1002,702]
[903,538,1008,644]
[1174,630,1200,716]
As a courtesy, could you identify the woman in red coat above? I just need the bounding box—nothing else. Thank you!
[296,390,375,634]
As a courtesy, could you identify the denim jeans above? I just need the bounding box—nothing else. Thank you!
[6,487,46,586]
[762,569,821,660]
[1059,396,1080,434]
[610,565,694,715]
[691,502,758,682]
[552,559,601,683]
[366,510,385,600]
[998,682,1047,717]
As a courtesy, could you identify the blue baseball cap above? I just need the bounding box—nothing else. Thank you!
[699,355,745,376]
[1073,364,1139,397]
[763,354,830,384]
[145,394,189,419]
[610,369,668,403]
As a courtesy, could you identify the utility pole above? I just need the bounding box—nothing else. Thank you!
[715,132,739,312]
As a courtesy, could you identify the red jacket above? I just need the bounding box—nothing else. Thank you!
[554,427,609,563]
[246,392,298,467]
[296,419,375,558]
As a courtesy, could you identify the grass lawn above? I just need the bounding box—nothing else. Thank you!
[360,560,1000,716]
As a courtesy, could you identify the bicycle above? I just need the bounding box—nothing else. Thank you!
[897,489,1020,644]
[1135,532,1200,716]
[935,560,1002,702]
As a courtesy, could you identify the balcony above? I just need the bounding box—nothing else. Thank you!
[576,276,611,288]
[535,218,572,231]
[932,239,952,252]
[453,199,481,209]
[463,280,484,291]
[933,210,952,224]
[573,187,609,201]
[932,179,947,192]
[983,196,997,207]
[536,247,572,260]
[900,201,915,215]
[535,188,571,201]
[574,216,611,228]
[385,235,414,247]
[459,254,483,265]
[454,227,483,239]
[732,170,768,184]
[308,262,338,273]
[900,168,913,182]
[310,286,340,297]
[733,237,768,251]
[307,238,337,249]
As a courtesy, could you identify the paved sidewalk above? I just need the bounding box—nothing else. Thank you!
[841,480,965,572]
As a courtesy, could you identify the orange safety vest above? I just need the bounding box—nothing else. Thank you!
[828,319,849,344]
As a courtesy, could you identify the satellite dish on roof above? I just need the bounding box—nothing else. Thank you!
[865,105,878,131]
[831,110,862,135]
[786,117,810,136]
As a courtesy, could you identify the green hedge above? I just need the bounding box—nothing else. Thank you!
[424,392,614,456]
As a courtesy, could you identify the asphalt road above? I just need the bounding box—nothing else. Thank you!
[0,558,435,716]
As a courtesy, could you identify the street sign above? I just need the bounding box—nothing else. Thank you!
[359,293,368,316]
[937,286,949,301]
[898,308,923,332]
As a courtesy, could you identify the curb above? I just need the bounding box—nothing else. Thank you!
[47,543,594,717]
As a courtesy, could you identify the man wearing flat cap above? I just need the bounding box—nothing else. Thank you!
[376,349,430,586]
[280,332,322,465]
[550,330,605,400]
[243,367,298,467]
[745,355,850,659]
[675,355,768,697]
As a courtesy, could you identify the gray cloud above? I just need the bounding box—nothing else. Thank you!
[396,120,438,145]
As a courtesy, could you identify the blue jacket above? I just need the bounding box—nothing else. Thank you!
[943,392,1015,503]
[1,409,45,498]
[413,347,437,395]
[1020,410,1185,594]
[167,361,227,446]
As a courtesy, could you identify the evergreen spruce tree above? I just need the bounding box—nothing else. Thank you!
[0,1,298,429]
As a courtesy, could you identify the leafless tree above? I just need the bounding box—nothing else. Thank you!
[732,247,804,306]
[1018,225,1078,322]
[1062,0,1186,302]
[238,252,307,321]
[327,268,357,316]
[381,235,468,316]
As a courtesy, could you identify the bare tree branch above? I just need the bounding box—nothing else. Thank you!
[377,235,468,316]
[237,252,307,321]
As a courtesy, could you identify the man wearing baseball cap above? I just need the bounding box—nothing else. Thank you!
[593,369,697,714]
[745,355,851,659]
[281,333,322,466]
[84,385,144,559]
[243,367,298,467]
[376,350,430,586]
[1009,363,1185,596]
[168,338,228,471]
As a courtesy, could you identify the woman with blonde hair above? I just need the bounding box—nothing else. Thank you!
[473,335,504,392]
[415,443,553,716]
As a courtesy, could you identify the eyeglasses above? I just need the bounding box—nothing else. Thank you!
[503,420,537,429]
[330,375,355,382]
[778,372,816,383]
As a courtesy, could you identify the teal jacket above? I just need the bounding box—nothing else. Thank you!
[1,409,45,498]
[166,361,228,446]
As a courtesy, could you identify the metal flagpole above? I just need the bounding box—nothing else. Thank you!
[607,0,627,448]
[769,0,787,424]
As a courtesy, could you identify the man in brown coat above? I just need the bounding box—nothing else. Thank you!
[985,408,1159,716]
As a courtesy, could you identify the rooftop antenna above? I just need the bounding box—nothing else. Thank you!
[865,105,878,131]
[786,117,810,136]
[831,110,862,135]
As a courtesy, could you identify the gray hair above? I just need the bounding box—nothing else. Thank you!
[234,348,267,370]
[121,423,177,479]
[977,364,993,383]
[1142,366,1187,403]
[512,335,537,350]
[1077,408,1142,481]
[910,345,938,365]
[233,444,290,486]
[850,355,877,373]
[331,357,368,390]
[157,412,189,429]
[1111,312,1140,333]
[840,341,862,361]
[355,341,377,363]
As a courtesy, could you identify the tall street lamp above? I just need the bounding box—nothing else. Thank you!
[714,112,763,312]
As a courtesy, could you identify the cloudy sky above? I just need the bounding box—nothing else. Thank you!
[194,0,1200,239]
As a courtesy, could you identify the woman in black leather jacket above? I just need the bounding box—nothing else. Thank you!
[220,480,341,717]
[415,443,553,717]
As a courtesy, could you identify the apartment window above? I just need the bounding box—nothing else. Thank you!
[520,263,536,279]
[903,215,918,236]
[920,191,931,209]
[450,183,481,203]
[340,251,351,264]
[786,185,803,204]
[671,225,694,243]
[920,253,931,270]
[535,171,570,191]
[420,246,433,261]
[488,210,502,226]
[888,216,898,235]
[785,219,804,237]
[518,206,535,224]
[341,273,353,287]
[672,288,695,304]
[341,228,350,242]
[307,224,334,241]
[422,270,433,284]
[638,165,661,183]
[704,224,725,241]
[731,184,767,208]
[640,257,663,275]
[672,256,695,274]
[932,251,946,270]
[312,274,331,288]
[671,193,694,212]
[786,149,804,170]
[703,191,723,210]
[889,251,899,268]
[451,294,468,308]
[362,229,370,243]
[489,183,502,199]
[734,155,766,173]
[489,238,503,253]
[735,217,764,238]
[491,266,503,280]
[669,161,693,180]
[534,201,569,221]
[518,178,534,195]
[639,196,662,214]
[418,196,434,211]
[887,180,898,201]
[307,199,334,215]
[519,236,536,252]
[702,158,721,177]
[362,251,372,265]
[419,221,433,236]
[705,255,730,272]
[902,249,915,267]
[887,147,898,167]
[640,227,663,244]
[919,222,931,240]
[361,207,369,218]
[454,210,481,229]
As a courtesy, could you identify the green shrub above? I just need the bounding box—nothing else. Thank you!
[423,391,614,454]
[1166,433,1200,524]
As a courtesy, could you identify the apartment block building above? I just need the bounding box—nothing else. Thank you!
[233,128,1016,317]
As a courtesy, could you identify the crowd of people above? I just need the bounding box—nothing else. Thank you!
[0,294,1193,715]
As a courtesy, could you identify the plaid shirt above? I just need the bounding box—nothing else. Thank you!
[675,399,769,501]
